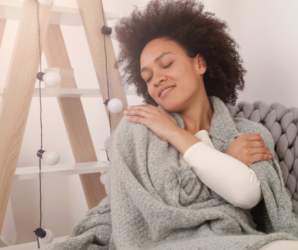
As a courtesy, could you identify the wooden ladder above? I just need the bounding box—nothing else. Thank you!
[0,0,129,234]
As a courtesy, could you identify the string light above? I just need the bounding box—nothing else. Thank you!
[34,0,60,247]
[36,71,61,87]
[31,1,122,247]
[100,0,123,137]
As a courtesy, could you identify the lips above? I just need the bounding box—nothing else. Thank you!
[158,85,175,97]
[160,87,174,98]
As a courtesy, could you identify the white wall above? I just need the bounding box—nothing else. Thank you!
[0,0,297,246]
[211,0,298,107]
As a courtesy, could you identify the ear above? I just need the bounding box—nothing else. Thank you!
[195,53,207,74]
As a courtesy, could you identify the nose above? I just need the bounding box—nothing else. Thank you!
[153,70,166,86]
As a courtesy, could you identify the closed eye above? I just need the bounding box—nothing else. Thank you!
[164,61,173,69]
[146,61,174,83]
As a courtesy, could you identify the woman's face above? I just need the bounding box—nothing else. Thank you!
[140,38,207,112]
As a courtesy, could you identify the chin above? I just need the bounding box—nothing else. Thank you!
[159,103,179,113]
[154,96,180,112]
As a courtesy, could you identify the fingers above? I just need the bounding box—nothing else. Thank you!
[125,108,151,118]
[243,133,274,157]
[249,153,273,165]
[127,104,162,114]
[247,139,273,156]
[244,133,267,148]
[249,147,274,157]
[236,133,274,166]
[245,133,264,141]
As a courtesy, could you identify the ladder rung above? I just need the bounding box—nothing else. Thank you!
[0,88,137,98]
[14,161,110,181]
[0,0,120,26]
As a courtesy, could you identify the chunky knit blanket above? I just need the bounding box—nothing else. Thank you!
[42,95,298,250]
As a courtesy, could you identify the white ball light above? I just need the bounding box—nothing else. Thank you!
[43,150,60,166]
[107,98,123,113]
[43,71,61,87]
[100,171,108,185]
[38,0,53,5]
[100,170,111,195]
[39,229,54,245]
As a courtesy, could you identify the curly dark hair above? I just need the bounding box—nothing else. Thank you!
[114,0,247,106]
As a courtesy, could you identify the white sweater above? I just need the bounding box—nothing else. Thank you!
[179,130,263,229]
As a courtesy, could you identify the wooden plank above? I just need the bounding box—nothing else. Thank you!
[76,0,128,134]
[44,24,107,209]
[0,0,119,26]
[14,161,110,181]
[0,0,52,234]
[0,19,6,48]
[0,87,136,98]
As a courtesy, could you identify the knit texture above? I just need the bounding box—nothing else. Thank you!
[42,95,298,250]
[225,100,298,214]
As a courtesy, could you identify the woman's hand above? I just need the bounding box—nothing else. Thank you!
[226,132,275,167]
[123,104,180,142]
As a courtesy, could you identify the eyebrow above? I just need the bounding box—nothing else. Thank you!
[140,52,173,74]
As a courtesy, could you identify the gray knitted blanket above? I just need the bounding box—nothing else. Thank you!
[42,95,298,250]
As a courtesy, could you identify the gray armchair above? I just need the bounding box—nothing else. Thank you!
[103,100,298,214]
[226,100,298,214]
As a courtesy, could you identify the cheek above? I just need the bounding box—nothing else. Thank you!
[147,85,155,98]
[171,65,200,99]
[168,66,185,80]
[169,63,195,83]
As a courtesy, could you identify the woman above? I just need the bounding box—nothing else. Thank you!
[42,1,298,249]
[114,0,298,249]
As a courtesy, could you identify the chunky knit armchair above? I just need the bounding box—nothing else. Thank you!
[226,100,298,214]
[103,99,298,214]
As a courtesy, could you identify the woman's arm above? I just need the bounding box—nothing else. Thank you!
[169,129,263,209]
[169,128,202,155]
[183,141,262,209]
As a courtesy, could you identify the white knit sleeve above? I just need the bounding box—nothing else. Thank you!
[183,141,263,209]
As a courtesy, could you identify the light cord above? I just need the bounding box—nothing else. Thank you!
[33,2,112,248]
[36,0,43,248]
[100,0,112,136]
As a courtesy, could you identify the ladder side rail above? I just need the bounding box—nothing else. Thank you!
[0,19,6,49]
[0,0,53,234]
[44,24,107,209]
[76,0,128,134]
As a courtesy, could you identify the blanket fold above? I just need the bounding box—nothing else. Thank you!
[42,96,298,250]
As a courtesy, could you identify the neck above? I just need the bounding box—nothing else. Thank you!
[178,94,214,136]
